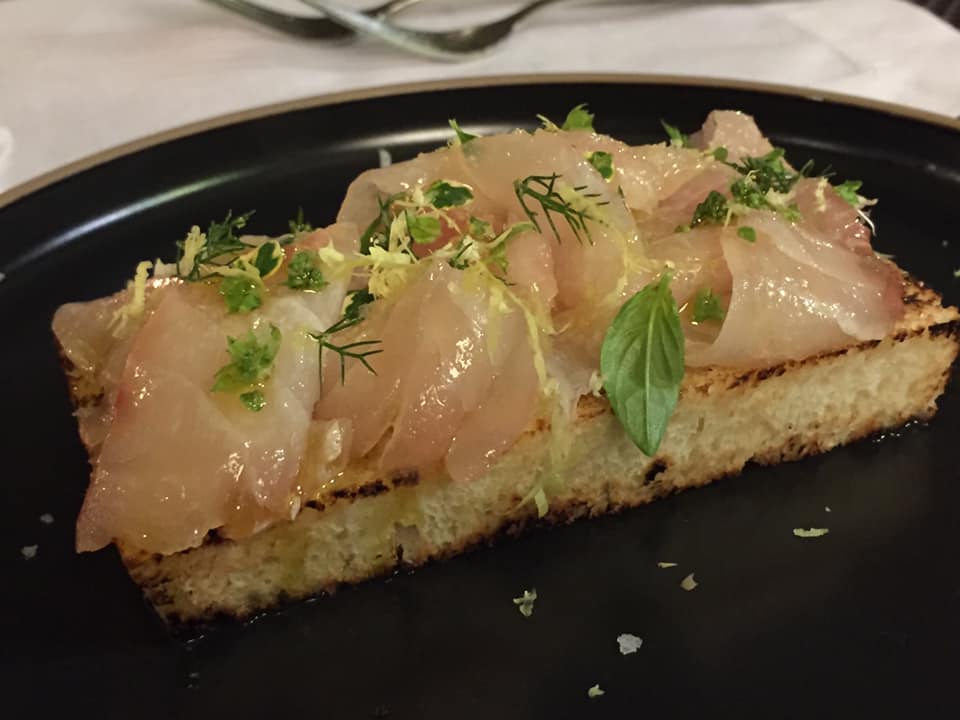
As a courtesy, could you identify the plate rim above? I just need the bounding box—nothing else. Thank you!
[2,71,958,209]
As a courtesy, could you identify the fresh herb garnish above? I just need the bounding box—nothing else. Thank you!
[691,190,729,227]
[287,207,313,239]
[514,174,606,244]
[284,250,328,292]
[561,103,595,132]
[692,288,726,323]
[240,390,266,412]
[711,147,728,162]
[448,119,477,145]
[252,242,283,278]
[176,210,254,280]
[730,179,773,210]
[737,226,757,243]
[587,150,614,180]
[359,192,404,254]
[730,149,803,194]
[600,273,684,456]
[219,276,262,313]
[834,179,863,206]
[423,179,474,208]
[660,120,690,148]
[311,292,381,384]
[468,216,492,239]
[405,210,442,244]
[211,324,282,410]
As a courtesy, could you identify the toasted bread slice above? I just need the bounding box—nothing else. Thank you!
[62,276,959,623]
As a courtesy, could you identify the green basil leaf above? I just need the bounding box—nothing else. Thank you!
[600,273,684,456]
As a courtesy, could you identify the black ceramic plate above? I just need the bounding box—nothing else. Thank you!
[2,76,959,719]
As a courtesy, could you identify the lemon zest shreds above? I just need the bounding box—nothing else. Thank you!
[177,226,206,277]
[109,260,153,336]
[367,246,415,299]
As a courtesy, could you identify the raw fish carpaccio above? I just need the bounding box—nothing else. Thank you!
[52,109,904,555]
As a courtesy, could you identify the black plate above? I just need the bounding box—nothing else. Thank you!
[2,76,959,719]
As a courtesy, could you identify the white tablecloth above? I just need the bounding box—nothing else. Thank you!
[1,0,958,196]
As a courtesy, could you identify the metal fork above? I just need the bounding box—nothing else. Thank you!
[298,0,566,59]
[204,0,425,39]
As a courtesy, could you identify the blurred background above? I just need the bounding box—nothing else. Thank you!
[1,0,958,196]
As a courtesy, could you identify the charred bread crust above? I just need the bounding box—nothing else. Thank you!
[57,276,960,623]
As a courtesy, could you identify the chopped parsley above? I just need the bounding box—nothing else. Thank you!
[587,150,614,180]
[469,216,492,239]
[284,250,328,292]
[660,119,690,148]
[692,288,725,323]
[219,276,262,314]
[711,146,729,162]
[240,390,266,412]
[730,148,804,194]
[737,226,757,243]
[448,118,477,145]
[834,179,863,206]
[730,178,773,211]
[211,324,282,411]
[287,207,313,239]
[561,103,595,132]
[405,211,442,244]
[423,179,474,208]
[691,190,729,227]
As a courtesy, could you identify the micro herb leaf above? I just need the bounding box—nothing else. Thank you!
[449,240,475,270]
[730,178,773,210]
[561,103,595,132]
[514,173,604,244]
[252,241,283,278]
[424,179,474,208]
[691,190,729,227]
[284,250,328,292]
[205,210,254,260]
[660,120,690,148]
[737,226,757,243]
[730,148,803,194]
[405,210,442,244]
[211,324,282,403]
[219,275,262,314]
[600,273,684,456]
[287,207,313,239]
[835,179,863,206]
[240,390,266,412]
[587,150,614,180]
[712,147,728,162]
[692,288,726,323]
[359,192,403,254]
[468,216,493,239]
[448,118,477,145]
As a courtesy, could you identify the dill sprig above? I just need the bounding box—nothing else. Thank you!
[310,290,381,384]
[513,173,606,244]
